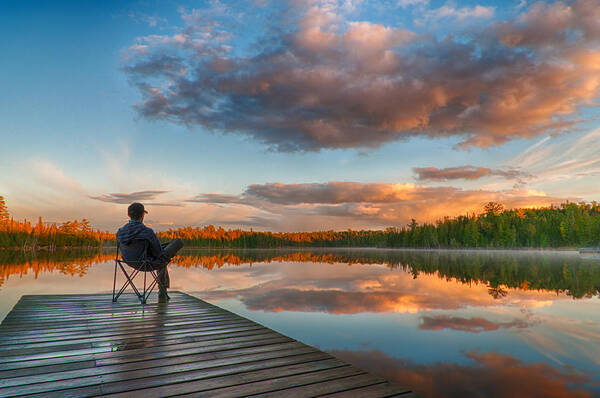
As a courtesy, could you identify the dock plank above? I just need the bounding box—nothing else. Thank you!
[0,334,288,378]
[0,292,415,397]
[194,366,369,397]
[321,382,414,397]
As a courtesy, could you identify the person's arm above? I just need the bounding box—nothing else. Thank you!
[143,227,164,260]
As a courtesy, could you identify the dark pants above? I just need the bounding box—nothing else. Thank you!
[157,239,184,292]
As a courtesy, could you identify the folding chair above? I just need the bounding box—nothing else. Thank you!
[112,239,170,304]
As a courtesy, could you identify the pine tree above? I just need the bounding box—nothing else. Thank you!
[0,196,9,224]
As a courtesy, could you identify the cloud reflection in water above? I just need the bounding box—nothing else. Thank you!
[330,349,595,398]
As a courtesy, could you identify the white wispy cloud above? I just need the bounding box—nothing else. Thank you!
[423,4,495,23]
[29,159,89,197]
[511,128,600,188]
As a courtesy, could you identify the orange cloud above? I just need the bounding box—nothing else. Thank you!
[191,181,571,228]
[125,0,600,151]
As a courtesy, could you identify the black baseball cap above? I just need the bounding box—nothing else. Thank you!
[128,202,148,219]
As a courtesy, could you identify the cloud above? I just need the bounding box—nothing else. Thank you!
[330,349,594,398]
[185,193,245,204]
[89,190,183,206]
[495,0,600,47]
[419,315,529,333]
[398,0,429,8]
[413,166,532,182]
[3,154,207,230]
[241,181,557,206]
[422,4,495,23]
[30,159,88,196]
[122,55,185,77]
[124,7,232,61]
[510,128,600,190]
[213,215,278,227]
[192,180,571,229]
[123,0,600,152]
[127,12,167,28]
[246,182,419,204]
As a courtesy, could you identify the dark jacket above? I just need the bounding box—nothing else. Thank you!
[116,220,163,262]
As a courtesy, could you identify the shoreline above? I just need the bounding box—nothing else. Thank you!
[0,245,583,253]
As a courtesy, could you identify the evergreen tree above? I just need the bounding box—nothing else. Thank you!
[0,196,9,223]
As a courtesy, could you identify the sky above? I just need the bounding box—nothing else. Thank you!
[0,0,599,231]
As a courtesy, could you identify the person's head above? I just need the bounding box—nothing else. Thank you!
[127,202,148,221]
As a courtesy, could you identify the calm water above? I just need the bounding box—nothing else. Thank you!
[1,248,599,397]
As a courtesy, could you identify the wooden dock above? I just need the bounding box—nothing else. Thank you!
[0,292,415,397]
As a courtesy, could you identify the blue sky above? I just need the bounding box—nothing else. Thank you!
[1,0,599,231]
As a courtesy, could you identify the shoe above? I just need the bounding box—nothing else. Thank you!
[158,291,170,302]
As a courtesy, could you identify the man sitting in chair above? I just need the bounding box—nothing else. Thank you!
[116,202,183,301]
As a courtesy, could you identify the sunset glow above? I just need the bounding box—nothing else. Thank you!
[1,0,599,231]
[2,4,599,395]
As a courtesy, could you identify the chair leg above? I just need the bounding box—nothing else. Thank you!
[114,262,141,302]
[114,270,138,302]
[144,278,158,303]
[112,260,118,302]
[117,263,144,303]
[114,261,169,304]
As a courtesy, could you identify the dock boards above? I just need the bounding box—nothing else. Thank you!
[0,292,415,397]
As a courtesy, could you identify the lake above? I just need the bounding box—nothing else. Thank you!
[1,248,599,397]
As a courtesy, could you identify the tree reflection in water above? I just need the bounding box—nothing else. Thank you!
[1,248,599,298]
[0,250,113,287]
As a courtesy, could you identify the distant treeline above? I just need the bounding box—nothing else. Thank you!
[0,196,113,249]
[2,194,600,249]
[159,202,600,249]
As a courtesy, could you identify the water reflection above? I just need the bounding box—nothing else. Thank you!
[418,315,530,333]
[0,249,113,287]
[331,349,595,398]
[4,248,599,297]
[169,249,600,299]
[0,248,599,397]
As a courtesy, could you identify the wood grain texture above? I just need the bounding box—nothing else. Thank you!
[0,292,415,397]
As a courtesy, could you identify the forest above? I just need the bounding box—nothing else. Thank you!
[2,195,600,249]
[158,201,600,249]
[0,196,113,249]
